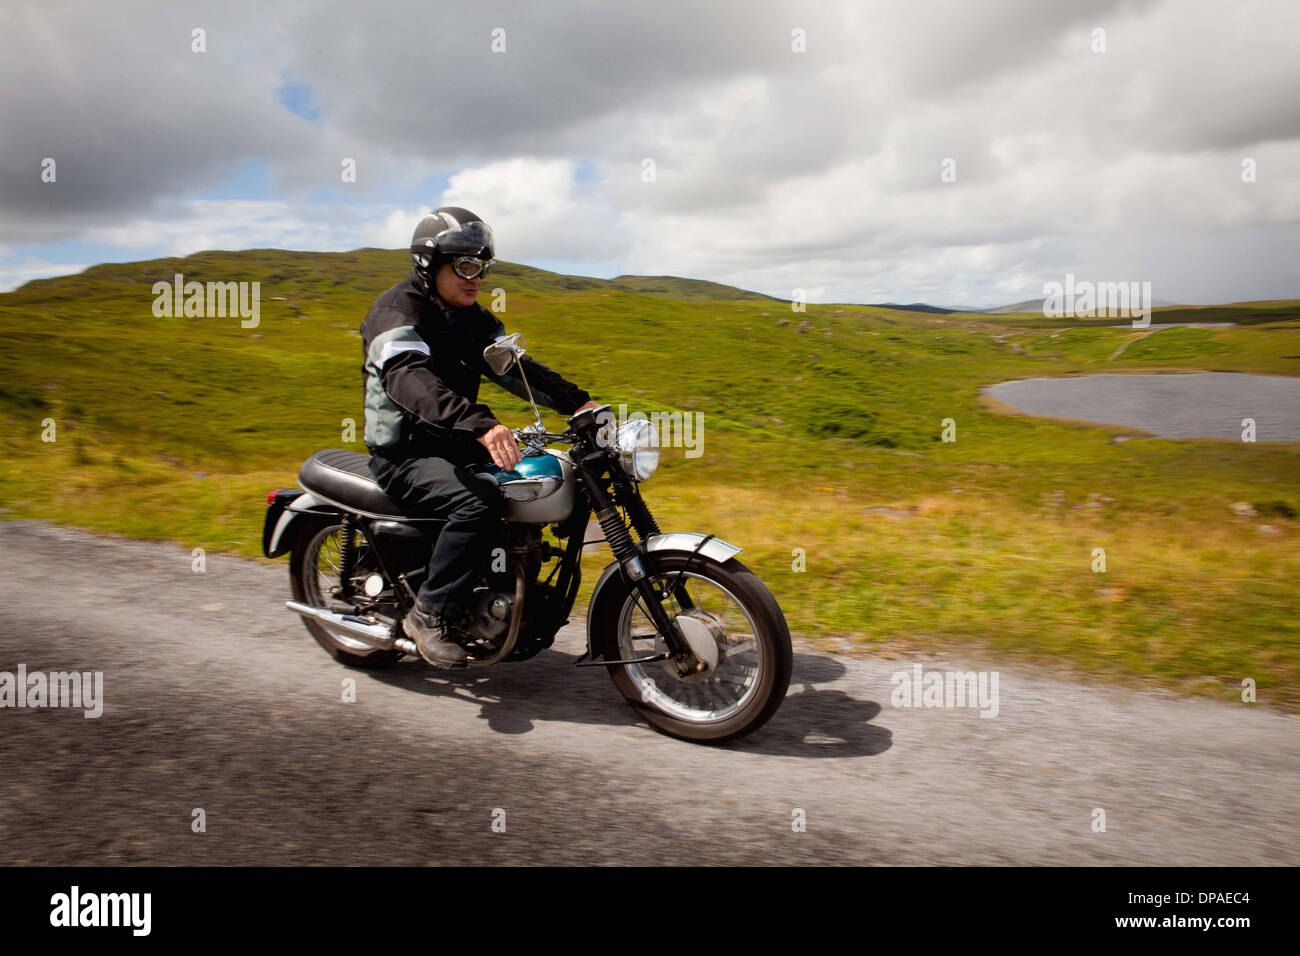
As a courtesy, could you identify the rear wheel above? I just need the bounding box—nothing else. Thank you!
[592,553,792,743]
[289,516,403,669]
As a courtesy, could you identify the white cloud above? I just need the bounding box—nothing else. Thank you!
[0,253,89,293]
[2,0,1298,305]
[440,158,629,264]
[80,199,413,257]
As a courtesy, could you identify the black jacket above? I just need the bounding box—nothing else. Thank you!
[360,270,591,460]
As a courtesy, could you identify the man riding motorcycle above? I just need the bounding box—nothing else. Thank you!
[360,207,599,666]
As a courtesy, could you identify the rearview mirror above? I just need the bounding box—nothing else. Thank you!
[483,332,527,375]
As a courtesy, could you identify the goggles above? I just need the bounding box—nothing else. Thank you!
[451,255,494,280]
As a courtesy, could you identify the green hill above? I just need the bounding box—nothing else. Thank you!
[607,274,782,301]
[2,249,1298,706]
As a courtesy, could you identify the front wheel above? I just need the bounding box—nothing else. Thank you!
[592,553,792,743]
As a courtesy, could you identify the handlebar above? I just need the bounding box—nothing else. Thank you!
[510,428,571,441]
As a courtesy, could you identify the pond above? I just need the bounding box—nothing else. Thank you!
[983,372,1300,441]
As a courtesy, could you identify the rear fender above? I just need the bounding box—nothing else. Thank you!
[263,491,342,558]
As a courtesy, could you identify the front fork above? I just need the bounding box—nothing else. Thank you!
[577,454,692,660]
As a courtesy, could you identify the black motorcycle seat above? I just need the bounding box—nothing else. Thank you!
[298,449,445,521]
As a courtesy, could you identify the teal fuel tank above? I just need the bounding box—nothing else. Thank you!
[477,450,577,524]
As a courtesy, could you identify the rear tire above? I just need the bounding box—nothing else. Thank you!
[289,515,404,669]
[592,553,792,743]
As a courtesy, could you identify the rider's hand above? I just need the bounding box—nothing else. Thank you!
[574,400,601,413]
[478,423,522,470]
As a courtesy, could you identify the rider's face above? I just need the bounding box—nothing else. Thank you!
[434,260,481,308]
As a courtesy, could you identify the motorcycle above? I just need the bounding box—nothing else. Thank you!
[262,332,792,742]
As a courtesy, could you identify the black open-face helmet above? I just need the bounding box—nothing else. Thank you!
[410,207,495,288]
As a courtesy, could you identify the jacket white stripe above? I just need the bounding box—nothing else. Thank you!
[376,339,431,368]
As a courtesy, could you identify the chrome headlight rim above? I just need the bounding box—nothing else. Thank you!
[614,419,660,481]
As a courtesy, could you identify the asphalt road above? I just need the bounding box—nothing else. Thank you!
[1,520,1295,865]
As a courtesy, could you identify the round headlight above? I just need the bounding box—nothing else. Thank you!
[615,419,660,481]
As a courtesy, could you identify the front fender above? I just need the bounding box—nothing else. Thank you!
[643,532,742,564]
[584,532,742,661]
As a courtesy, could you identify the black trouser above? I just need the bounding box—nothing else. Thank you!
[368,449,505,626]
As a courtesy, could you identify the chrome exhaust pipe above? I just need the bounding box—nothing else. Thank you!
[286,601,396,649]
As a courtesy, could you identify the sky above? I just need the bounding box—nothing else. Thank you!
[2,0,1298,307]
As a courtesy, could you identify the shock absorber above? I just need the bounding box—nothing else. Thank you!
[337,515,357,598]
[615,484,695,610]
[595,503,635,561]
[615,483,661,539]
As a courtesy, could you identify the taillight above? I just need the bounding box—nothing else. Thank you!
[267,490,282,504]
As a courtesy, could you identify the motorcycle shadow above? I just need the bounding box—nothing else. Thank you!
[728,651,893,758]
[363,648,891,759]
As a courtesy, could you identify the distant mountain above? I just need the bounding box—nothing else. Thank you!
[871,302,958,315]
[9,252,783,304]
[984,296,1180,315]
[11,251,1259,317]
[608,275,782,302]
[981,298,1047,314]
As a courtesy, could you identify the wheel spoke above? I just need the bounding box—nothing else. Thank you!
[619,569,764,723]
[302,524,378,653]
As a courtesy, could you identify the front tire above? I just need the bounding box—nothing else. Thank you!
[289,515,403,669]
[591,553,792,743]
